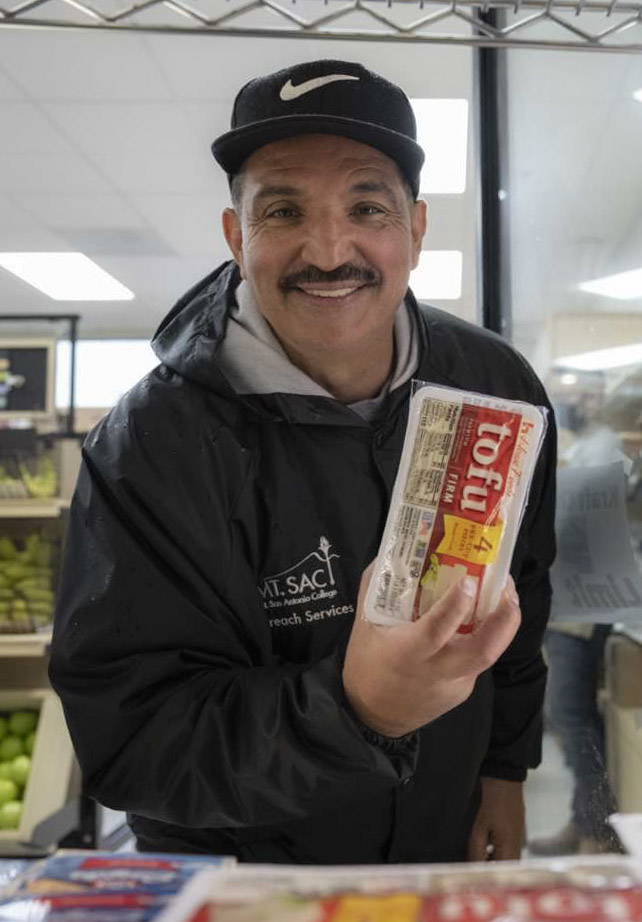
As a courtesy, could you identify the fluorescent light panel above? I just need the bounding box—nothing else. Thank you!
[556,342,642,372]
[410,99,469,194]
[579,267,642,300]
[634,88,642,102]
[0,252,134,301]
[411,250,463,300]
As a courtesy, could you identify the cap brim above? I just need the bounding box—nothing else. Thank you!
[211,113,425,195]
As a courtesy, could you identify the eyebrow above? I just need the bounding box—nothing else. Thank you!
[251,179,400,204]
[252,184,301,203]
[349,180,399,203]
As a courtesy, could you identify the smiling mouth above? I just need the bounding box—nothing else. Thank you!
[294,284,373,300]
[302,287,359,298]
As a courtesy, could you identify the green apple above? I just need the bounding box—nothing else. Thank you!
[0,778,18,805]
[0,761,12,781]
[8,711,38,738]
[0,716,7,743]
[0,735,22,761]
[24,731,36,756]
[10,755,30,788]
[0,800,22,830]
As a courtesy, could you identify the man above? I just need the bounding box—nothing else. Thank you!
[49,59,556,864]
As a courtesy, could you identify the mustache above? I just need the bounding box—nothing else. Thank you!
[279,264,380,290]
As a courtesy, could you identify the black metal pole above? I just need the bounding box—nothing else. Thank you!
[474,9,512,340]
[68,316,78,436]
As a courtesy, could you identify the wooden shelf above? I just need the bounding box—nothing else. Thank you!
[0,631,52,658]
[0,498,67,519]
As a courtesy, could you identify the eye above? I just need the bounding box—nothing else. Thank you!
[266,206,300,220]
[352,203,386,216]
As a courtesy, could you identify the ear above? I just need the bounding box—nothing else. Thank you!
[222,208,246,277]
[409,199,427,270]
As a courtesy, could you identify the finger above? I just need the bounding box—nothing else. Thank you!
[476,593,522,660]
[357,559,377,601]
[414,576,478,653]
[467,822,491,862]
[502,575,519,608]
[444,594,521,676]
[353,559,378,629]
[492,834,523,861]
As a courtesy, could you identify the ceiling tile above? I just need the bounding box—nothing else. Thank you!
[131,190,229,256]
[0,195,42,233]
[92,152,217,194]
[0,65,24,100]
[143,33,286,101]
[0,102,77,154]
[0,154,112,194]
[181,101,231,150]
[43,102,196,154]
[18,194,147,232]
[0,31,167,100]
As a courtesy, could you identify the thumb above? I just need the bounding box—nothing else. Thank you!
[357,559,377,601]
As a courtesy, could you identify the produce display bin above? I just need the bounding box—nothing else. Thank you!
[0,688,75,856]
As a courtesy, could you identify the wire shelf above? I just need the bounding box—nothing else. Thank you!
[0,0,641,52]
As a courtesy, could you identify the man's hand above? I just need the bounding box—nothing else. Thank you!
[467,777,525,861]
[342,564,521,739]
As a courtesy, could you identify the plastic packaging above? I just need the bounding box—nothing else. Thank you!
[364,382,548,629]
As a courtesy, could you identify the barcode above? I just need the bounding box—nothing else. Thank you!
[388,574,408,615]
[398,504,421,542]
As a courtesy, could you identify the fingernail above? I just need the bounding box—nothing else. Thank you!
[460,576,477,599]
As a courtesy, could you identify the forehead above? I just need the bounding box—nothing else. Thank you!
[242,133,406,190]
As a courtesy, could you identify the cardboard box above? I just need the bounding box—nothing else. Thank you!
[606,635,642,709]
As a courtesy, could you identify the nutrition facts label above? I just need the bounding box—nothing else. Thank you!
[403,400,461,508]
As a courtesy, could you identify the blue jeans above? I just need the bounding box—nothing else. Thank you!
[544,626,617,840]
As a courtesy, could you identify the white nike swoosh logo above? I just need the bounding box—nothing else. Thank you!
[279,74,359,101]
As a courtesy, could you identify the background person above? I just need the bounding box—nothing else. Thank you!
[530,379,623,856]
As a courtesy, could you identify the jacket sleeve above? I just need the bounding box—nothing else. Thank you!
[49,396,415,830]
[480,384,557,782]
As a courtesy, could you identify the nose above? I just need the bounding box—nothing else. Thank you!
[299,212,357,271]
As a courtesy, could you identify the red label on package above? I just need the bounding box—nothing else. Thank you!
[413,403,522,629]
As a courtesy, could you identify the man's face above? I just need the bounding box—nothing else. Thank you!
[222,134,426,361]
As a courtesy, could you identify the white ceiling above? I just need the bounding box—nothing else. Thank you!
[0,29,476,339]
[507,51,642,362]
[0,25,640,367]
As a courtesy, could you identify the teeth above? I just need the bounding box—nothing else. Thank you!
[305,287,358,298]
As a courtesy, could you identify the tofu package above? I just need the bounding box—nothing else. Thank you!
[364,382,548,630]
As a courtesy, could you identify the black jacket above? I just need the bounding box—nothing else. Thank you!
[49,262,556,864]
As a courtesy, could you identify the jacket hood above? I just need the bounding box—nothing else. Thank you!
[149,258,535,427]
[151,260,240,393]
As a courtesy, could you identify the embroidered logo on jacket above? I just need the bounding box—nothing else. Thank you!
[258,537,355,627]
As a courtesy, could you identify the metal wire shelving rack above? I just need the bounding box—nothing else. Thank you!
[0,0,641,52]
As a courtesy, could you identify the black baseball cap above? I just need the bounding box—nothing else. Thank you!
[212,60,425,198]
